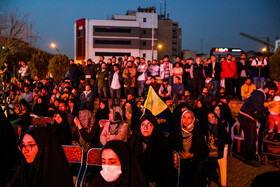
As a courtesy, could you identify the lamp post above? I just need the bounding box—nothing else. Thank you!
[50,43,60,53]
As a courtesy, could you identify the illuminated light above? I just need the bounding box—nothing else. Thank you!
[51,43,56,48]
[158,44,163,49]
[262,47,267,52]
[232,49,241,52]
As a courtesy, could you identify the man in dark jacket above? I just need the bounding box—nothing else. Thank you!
[238,81,277,167]
[205,55,221,97]
[236,53,250,100]
[69,59,79,89]
[84,59,96,91]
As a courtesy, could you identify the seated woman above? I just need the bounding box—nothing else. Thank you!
[47,111,72,145]
[32,97,48,117]
[9,126,74,187]
[47,98,60,117]
[72,109,100,152]
[129,113,177,187]
[94,100,109,125]
[90,140,148,187]
[100,106,128,146]
[171,110,209,187]
[207,111,232,183]
[10,99,31,133]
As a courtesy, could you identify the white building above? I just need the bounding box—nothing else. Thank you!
[74,7,158,63]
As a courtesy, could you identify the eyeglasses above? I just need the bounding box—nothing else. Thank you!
[18,144,37,152]
[141,123,153,129]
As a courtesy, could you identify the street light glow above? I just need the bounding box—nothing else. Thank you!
[262,47,267,52]
[158,44,163,49]
[51,43,56,48]
[50,42,60,53]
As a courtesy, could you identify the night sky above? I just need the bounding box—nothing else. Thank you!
[3,0,280,58]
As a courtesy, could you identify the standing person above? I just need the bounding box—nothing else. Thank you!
[190,56,205,99]
[97,63,109,102]
[237,53,250,100]
[172,76,184,106]
[238,81,277,167]
[9,127,74,187]
[160,55,173,85]
[206,55,221,97]
[18,60,30,82]
[69,59,79,89]
[220,54,237,98]
[122,61,137,98]
[251,53,268,89]
[173,62,183,83]
[148,60,160,77]
[84,59,96,91]
[90,140,149,187]
[110,65,122,106]
[183,58,193,95]
[1,62,12,84]
[137,58,148,98]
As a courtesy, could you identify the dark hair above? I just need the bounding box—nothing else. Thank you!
[69,59,74,62]
[263,81,278,91]
[163,55,169,59]
[87,59,92,63]
[163,78,168,82]
[151,76,156,80]
[175,76,180,80]
[226,54,231,57]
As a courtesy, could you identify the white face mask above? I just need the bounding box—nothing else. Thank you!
[100,165,122,182]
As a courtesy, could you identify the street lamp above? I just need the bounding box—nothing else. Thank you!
[158,44,163,49]
[50,42,60,53]
[262,47,267,52]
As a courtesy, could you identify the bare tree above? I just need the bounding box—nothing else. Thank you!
[0,8,39,53]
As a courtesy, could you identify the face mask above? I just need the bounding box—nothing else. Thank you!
[100,165,122,182]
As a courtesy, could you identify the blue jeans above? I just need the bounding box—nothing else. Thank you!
[252,77,265,89]
[211,79,220,97]
[137,80,146,97]
[110,88,121,106]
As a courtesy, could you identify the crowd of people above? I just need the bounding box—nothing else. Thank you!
[1,52,280,187]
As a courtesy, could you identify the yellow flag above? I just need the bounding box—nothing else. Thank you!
[144,86,167,116]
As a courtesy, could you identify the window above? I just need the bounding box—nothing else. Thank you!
[143,53,146,57]
[143,30,146,34]
[95,52,131,57]
[143,18,146,22]
[78,26,83,37]
[77,26,83,57]
[143,42,146,46]
[95,27,131,33]
[94,40,131,45]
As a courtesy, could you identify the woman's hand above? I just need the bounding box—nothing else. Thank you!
[179,151,194,159]
[74,117,82,129]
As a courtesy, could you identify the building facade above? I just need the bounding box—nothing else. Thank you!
[74,7,158,63]
[157,15,182,62]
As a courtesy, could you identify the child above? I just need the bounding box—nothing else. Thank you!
[264,96,280,133]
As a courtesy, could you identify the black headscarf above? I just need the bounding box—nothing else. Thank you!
[129,113,176,187]
[95,100,110,122]
[90,140,149,187]
[0,107,18,186]
[8,126,74,187]
[48,111,71,145]
[33,97,48,117]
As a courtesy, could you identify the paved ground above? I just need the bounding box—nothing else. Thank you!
[210,155,280,187]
